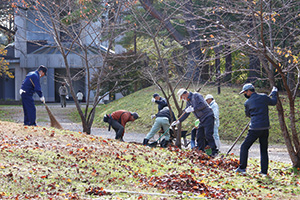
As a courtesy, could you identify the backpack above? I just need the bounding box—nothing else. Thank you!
[62,87,67,94]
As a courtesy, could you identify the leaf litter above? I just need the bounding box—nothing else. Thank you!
[0,121,299,199]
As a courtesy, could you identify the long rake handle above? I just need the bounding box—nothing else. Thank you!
[156,127,170,142]
[225,121,250,157]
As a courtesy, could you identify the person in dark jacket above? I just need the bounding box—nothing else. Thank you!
[152,93,168,111]
[143,107,176,145]
[236,83,277,175]
[109,110,139,141]
[19,65,47,126]
[171,88,218,156]
[59,82,68,108]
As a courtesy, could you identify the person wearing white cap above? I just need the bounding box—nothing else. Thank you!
[205,94,221,150]
[172,88,218,156]
[235,83,278,175]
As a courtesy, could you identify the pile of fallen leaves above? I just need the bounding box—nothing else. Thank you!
[137,146,241,199]
[169,146,240,171]
[139,172,242,199]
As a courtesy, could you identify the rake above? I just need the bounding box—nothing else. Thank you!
[148,127,170,147]
[29,78,63,129]
[44,103,63,129]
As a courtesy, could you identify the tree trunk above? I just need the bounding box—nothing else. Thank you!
[276,98,300,167]
[224,45,232,83]
[214,45,221,94]
[139,0,204,81]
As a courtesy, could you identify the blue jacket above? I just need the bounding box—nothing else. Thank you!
[21,71,43,97]
[155,97,168,111]
[245,91,277,130]
[179,92,214,123]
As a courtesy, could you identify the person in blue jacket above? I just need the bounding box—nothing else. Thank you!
[172,88,218,157]
[151,93,168,112]
[235,83,277,175]
[19,65,47,126]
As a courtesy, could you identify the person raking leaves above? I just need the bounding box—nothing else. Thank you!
[171,88,218,157]
[235,83,277,176]
[19,65,47,126]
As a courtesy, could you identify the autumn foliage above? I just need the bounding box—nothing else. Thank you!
[0,121,299,199]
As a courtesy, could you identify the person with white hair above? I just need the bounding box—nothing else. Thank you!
[172,88,218,157]
[205,94,221,150]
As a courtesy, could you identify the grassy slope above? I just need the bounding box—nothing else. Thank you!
[0,121,299,199]
[85,85,299,144]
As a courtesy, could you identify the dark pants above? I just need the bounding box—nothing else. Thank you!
[60,95,66,107]
[239,129,269,174]
[110,119,124,140]
[196,115,217,154]
[21,93,36,126]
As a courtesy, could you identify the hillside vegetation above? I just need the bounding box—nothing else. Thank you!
[81,85,300,144]
[0,121,299,199]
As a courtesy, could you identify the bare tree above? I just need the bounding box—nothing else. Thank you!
[190,0,300,167]
[128,0,300,162]
[15,0,141,134]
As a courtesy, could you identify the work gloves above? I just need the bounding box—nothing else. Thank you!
[19,89,25,95]
[271,86,278,93]
[185,105,194,113]
[40,96,45,104]
[151,114,156,119]
[170,120,179,127]
[151,98,156,103]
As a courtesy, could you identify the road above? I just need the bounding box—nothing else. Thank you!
[1,103,292,164]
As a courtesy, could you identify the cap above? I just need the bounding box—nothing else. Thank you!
[239,83,255,94]
[131,112,139,120]
[38,65,47,76]
[205,94,214,101]
[153,93,159,98]
[177,88,187,101]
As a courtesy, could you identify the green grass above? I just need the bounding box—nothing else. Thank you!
[0,109,14,122]
[0,121,299,199]
[70,85,300,144]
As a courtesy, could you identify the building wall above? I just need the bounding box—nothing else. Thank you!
[6,5,119,103]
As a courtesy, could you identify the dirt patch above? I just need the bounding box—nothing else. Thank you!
[0,103,292,164]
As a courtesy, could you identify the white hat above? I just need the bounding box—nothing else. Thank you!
[177,88,187,101]
[205,94,214,100]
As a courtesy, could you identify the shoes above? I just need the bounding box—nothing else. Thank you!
[235,167,246,174]
[142,138,149,145]
[259,171,267,176]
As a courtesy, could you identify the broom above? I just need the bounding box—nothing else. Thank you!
[43,103,63,129]
[30,78,63,129]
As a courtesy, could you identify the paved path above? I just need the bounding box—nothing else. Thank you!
[1,103,292,164]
